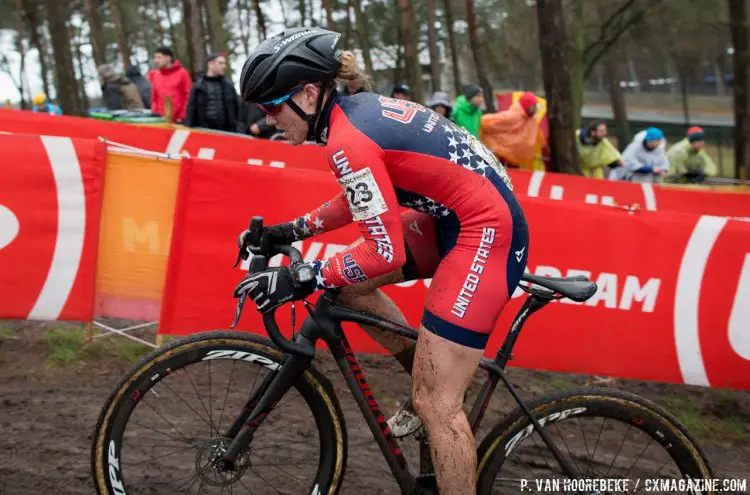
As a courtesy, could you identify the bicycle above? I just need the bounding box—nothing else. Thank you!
[92,217,714,494]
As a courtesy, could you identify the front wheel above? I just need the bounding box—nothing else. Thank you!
[91,331,348,494]
[476,387,713,494]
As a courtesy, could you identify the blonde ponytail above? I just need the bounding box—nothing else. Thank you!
[336,50,374,91]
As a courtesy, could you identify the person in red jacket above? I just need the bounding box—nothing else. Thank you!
[150,46,192,122]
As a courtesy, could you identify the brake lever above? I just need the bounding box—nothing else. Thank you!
[230,291,248,329]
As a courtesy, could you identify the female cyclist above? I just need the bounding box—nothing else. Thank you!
[234,27,529,494]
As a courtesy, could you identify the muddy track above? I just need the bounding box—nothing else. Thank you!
[0,323,748,494]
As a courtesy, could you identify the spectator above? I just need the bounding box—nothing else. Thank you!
[126,65,152,108]
[185,53,239,131]
[341,79,366,96]
[239,102,277,138]
[391,83,410,100]
[666,127,717,183]
[426,91,452,118]
[576,121,623,179]
[619,127,670,183]
[97,64,145,111]
[480,91,542,170]
[150,46,192,122]
[31,93,62,115]
[452,84,484,138]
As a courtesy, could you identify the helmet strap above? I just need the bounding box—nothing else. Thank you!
[284,83,337,143]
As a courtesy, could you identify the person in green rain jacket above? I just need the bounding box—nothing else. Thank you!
[575,121,623,179]
[667,127,717,183]
[451,84,484,138]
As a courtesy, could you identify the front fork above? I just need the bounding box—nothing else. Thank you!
[217,351,314,468]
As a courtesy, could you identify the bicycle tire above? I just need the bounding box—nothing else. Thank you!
[476,387,713,493]
[91,331,348,495]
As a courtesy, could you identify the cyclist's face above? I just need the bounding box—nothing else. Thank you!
[265,84,319,146]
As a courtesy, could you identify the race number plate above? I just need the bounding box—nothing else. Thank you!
[339,167,388,221]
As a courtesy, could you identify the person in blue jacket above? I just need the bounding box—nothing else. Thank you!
[619,127,670,183]
[31,93,63,115]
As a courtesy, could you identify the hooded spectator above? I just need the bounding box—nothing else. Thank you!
[31,93,62,115]
[150,46,192,122]
[126,65,152,108]
[576,121,623,179]
[452,84,484,138]
[427,91,452,118]
[480,91,543,170]
[184,53,239,131]
[666,126,717,182]
[619,127,670,182]
[97,64,145,111]
[391,83,411,100]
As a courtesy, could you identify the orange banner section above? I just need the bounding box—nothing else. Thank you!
[95,152,180,320]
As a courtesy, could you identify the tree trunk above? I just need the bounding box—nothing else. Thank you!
[715,61,726,96]
[352,0,373,75]
[465,0,494,112]
[322,0,335,30]
[442,0,461,96]
[729,0,750,180]
[44,0,81,115]
[343,0,352,47]
[84,0,107,66]
[24,0,50,96]
[189,0,207,70]
[206,0,229,74]
[238,0,250,54]
[298,0,306,26]
[72,22,90,112]
[569,0,585,129]
[202,0,216,51]
[252,0,267,40]
[278,0,289,28]
[13,0,27,108]
[398,0,423,103]
[394,23,403,85]
[536,0,581,174]
[183,0,196,75]
[426,0,440,92]
[605,52,630,148]
[150,0,166,46]
[110,0,132,67]
[139,0,157,61]
[678,66,691,125]
[161,0,178,47]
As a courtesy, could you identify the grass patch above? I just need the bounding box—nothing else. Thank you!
[0,324,14,344]
[660,397,750,444]
[116,339,152,364]
[43,327,107,367]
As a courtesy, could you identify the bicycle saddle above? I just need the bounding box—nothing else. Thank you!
[521,274,598,302]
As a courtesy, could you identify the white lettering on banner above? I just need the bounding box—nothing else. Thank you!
[0,204,19,250]
[585,194,615,206]
[728,253,750,360]
[550,185,564,200]
[197,148,215,159]
[247,158,286,168]
[585,273,618,309]
[620,276,660,313]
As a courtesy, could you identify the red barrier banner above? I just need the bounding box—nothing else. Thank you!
[0,134,106,321]
[506,168,750,217]
[160,158,750,390]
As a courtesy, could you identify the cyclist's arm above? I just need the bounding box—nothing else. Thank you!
[309,116,405,289]
[291,192,353,238]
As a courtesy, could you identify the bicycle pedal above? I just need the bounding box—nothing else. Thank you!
[414,473,438,494]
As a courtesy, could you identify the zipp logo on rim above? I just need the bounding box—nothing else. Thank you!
[504,407,587,457]
[202,350,280,370]
[108,440,126,494]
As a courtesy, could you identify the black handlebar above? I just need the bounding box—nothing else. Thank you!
[233,216,315,358]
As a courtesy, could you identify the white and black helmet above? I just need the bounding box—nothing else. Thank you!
[240,28,342,104]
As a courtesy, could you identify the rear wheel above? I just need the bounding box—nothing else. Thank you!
[92,331,347,494]
[476,387,713,494]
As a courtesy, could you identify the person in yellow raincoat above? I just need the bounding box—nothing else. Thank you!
[575,121,623,179]
[480,92,544,170]
[666,127,717,183]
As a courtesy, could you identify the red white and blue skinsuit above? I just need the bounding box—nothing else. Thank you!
[295,92,529,349]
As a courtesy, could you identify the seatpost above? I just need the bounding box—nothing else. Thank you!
[495,294,550,369]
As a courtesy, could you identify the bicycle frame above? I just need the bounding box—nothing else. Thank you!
[219,288,579,493]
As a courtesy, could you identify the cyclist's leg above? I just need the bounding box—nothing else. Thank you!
[412,196,529,494]
[337,210,441,373]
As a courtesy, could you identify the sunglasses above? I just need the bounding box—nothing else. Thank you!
[258,83,307,116]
